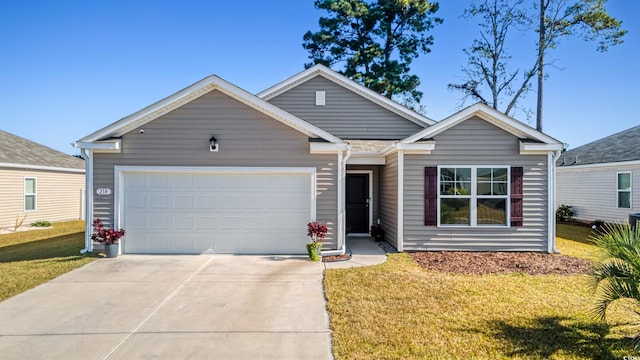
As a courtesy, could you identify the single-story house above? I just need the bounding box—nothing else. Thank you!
[0,130,85,228]
[75,65,563,255]
[557,124,639,223]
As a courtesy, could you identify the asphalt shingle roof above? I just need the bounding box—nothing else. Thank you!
[0,130,85,170]
[558,124,640,167]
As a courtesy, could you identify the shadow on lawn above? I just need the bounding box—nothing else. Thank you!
[0,232,96,263]
[489,316,634,359]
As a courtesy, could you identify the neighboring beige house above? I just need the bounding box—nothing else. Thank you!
[75,65,563,255]
[557,124,640,223]
[0,130,85,228]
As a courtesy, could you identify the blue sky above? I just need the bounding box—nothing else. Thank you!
[1,1,637,155]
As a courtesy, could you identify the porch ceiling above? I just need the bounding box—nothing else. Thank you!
[346,140,395,165]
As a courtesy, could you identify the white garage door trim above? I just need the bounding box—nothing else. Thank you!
[113,166,317,254]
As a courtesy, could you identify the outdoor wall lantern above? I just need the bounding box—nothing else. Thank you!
[209,135,219,152]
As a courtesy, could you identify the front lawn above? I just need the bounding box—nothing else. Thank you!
[325,230,637,359]
[0,220,97,301]
[556,223,596,244]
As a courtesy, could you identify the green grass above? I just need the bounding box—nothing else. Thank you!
[557,223,596,244]
[325,227,638,359]
[0,220,97,301]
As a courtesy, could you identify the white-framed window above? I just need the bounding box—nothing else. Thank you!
[438,166,509,226]
[617,172,632,209]
[24,177,37,211]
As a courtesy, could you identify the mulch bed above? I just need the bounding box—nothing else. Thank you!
[410,251,593,275]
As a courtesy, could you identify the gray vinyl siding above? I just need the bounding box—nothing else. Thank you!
[557,164,640,223]
[379,153,398,248]
[0,168,84,226]
[267,76,426,139]
[91,90,339,249]
[403,117,549,252]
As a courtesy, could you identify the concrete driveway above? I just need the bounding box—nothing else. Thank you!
[0,255,332,359]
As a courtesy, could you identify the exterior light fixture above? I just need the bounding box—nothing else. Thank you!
[209,136,219,152]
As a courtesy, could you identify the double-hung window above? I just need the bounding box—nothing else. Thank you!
[439,166,509,226]
[24,177,36,211]
[617,172,632,209]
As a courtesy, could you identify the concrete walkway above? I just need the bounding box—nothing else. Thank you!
[0,255,331,360]
[324,237,388,270]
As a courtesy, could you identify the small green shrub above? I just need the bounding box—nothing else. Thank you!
[30,220,52,227]
[556,204,574,222]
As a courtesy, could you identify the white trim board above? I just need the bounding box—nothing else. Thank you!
[113,166,318,249]
[346,170,374,235]
[76,75,343,146]
[435,165,511,228]
[402,103,562,147]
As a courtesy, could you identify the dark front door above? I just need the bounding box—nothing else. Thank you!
[346,173,369,233]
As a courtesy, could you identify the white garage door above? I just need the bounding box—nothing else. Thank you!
[120,169,313,254]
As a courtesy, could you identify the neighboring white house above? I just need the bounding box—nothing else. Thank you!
[0,130,86,228]
[556,124,640,223]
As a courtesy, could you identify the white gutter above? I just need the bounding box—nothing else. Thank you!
[0,162,85,173]
[322,145,351,256]
[548,151,560,253]
[79,149,93,254]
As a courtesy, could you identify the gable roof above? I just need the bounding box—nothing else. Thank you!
[558,124,640,167]
[0,130,85,172]
[401,103,562,147]
[257,64,435,127]
[76,74,344,146]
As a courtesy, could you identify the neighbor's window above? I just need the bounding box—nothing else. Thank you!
[439,167,509,226]
[24,177,36,211]
[617,172,631,209]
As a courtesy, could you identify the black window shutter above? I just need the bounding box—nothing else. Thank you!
[510,167,524,227]
[424,167,437,226]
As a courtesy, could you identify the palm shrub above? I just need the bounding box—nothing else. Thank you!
[592,223,640,349]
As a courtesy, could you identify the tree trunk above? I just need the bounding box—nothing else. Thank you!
[536,0,545,132]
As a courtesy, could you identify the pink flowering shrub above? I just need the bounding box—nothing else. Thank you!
[307,222,328,243]
[91,218,125,245]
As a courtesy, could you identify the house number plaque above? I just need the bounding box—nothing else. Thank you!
[96,188,112,195]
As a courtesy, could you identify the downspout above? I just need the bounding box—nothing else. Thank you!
[79,148,93,254]
[549,150,560,253]
[321,144,351,256]
[397,149,404,252]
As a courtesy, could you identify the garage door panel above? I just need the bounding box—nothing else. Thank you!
[195,176,215,188]
[174,175,194,188]
[125,174,146,188]
[196,195,214,209]
[242,196,262,209]
[148,195,168,209]
[174,195,194,209]
[148,215,169,230]
[126,194,147,209]
[174,216,194,230]
[148,175,169,188]
[195,216,215,230]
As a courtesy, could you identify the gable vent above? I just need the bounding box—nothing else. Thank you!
[315,91,326,106]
